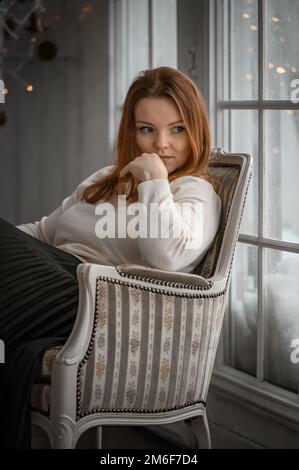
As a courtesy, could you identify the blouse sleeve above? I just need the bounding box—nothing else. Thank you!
[136,176,222,272]
[16,195,77,244]
[16,165,116,245]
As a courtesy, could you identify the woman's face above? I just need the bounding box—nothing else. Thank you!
[134,97,192,174]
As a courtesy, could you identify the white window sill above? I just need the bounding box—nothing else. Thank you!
[211,365,299,430]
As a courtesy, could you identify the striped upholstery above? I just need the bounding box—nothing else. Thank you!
[31,289,226,415]
[31,383,51,414]
[31,292,227,416]
[31,348,60,414]
[39,347,61,377]
[76,283,226,416]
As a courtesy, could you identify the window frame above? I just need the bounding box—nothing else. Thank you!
[108,0,177,155]
[209,0,299,424]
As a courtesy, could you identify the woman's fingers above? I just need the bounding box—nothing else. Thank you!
[119,163,131,178]
[120,154,160,180]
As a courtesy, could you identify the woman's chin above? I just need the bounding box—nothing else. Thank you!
[162,161,175,172]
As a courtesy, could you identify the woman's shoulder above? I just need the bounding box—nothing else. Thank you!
[170,174,214,192]
[170,174,222,206]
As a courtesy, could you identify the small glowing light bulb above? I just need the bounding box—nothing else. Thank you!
[276,67,285,74]
[272,147,280,155]
[27,84,34,92]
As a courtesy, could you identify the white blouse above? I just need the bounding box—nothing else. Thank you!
[17,165,222,273]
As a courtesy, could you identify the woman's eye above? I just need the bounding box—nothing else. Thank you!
[138,126,184,134]
[138,127,153,134]
[172,126,184,133]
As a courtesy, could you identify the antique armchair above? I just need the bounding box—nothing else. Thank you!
[30,148,253,449]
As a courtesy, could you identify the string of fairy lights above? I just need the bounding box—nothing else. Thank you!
[0,0,297,127]
[240,6,297,83]
[0,0,46,96]
[0,0,93,126]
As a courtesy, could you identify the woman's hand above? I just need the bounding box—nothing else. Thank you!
[119,153,168,183]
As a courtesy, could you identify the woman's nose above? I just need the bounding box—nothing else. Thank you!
[154,131,169,150]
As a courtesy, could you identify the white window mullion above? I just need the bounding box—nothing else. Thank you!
[209,0,217,146]
[127,0,150,83]
[217,0,225,149]
[256,0,265,383]
[109,0,150,154]
[109,0,177,153]
[151,0,177,69]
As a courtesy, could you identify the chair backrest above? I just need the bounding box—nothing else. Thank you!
[193,149,253,283]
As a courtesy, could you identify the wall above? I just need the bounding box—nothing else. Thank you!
[0,0,110,226]
[177,0,210,110]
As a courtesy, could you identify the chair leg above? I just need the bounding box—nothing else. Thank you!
[95,426,103,449]
[190,409,211,449]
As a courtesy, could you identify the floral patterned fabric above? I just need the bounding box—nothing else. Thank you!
[77,283,226,415]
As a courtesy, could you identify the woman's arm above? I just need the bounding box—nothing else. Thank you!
[136,176,222,272]
[17,198,74,244]
[17,166,116,244]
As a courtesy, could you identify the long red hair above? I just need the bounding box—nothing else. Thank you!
[81,66,220,204]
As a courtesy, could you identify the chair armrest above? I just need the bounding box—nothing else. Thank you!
[54,262,226,367]
[116,264,212,289]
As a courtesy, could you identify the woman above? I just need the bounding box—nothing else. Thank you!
[0,66,222,448]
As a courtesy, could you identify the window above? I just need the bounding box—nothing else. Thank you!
[109,0,177,155]
[213,0,299,409]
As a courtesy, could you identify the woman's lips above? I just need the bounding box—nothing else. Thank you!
[159,155,174,159]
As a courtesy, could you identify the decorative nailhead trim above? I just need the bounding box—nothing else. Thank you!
[225,171,253,289]
[197,159,252,281]
[115,266,213,291]
[219,178,251,289]
[77,399,207,420]
[94,276,225,299]
[76,286,101,417]
[32,397,206,421]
